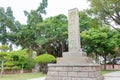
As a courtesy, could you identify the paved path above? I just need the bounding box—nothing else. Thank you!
[28,77,45,80]
[104,71,120,80]
[29,71,120,80]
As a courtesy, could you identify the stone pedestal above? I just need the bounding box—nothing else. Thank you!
[45,64,103,80]
[57,51,93,64]
[45,52,104,80]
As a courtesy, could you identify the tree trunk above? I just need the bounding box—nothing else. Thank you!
[112,56,116,69]
[95,52,98,63]
[59,41,62,57]
[34,63,40,72]
[62,41,66,52]
[103,55,107,70]
[0,60,4,78]
[42,63,48,74]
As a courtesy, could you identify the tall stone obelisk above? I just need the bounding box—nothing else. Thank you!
[60,8,89,64]
[68,8,81,52]
[63,8,85,57]
[45,8,104,80]
[63,8,86,58]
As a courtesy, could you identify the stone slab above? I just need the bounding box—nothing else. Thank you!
[48,64,100,67]
[63,51,86,57]
[45,64,104,80]
[57,56,93,64]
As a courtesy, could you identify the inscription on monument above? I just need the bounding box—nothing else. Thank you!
[68,8,81,52]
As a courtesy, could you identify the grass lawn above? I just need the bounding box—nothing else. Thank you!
[0,70,118,80]
[101,70,118,74]
[0,72,46,80]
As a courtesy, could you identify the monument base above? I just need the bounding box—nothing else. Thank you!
[57,51,93,64]
[45,64,104,80]
[45,51,104,80]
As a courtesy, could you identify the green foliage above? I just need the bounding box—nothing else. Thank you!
[0,45,10,61]
[7,0,48,56]
[12,66,21,70]
[0,7,18,45]
[0,52,7,59]
[81,26,119,69]
[36,14,68,45]
[4,62,14,67]
[0,49,35,71]
[81,27,119,54]
[4,67,11,70]
[79,11,101,32]
[35,14,68,57]
[35,53,56,63]
[0,45,11,77]
[0,45,10,52]
[37,0,48,14]
[88,0,120,30]
[9,50,35,70]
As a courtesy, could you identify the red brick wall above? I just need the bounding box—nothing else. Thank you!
[101,64,120,70]
[3,70,32,74]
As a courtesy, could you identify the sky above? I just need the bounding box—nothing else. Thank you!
[0,0,89,24]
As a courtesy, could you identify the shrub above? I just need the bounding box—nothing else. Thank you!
[35,53,56,63]
[4,67,12,70]
[12,66,21,70]
[4,62,14,67]
[35,53,56,73]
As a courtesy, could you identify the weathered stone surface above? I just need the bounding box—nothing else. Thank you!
[57,56,93,64]
[47,71,58,76]
[77,72,88,77]
[45,64,103,80]
[59,72,68,76]
[68,8,81,52]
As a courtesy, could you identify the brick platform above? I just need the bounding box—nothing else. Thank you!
[45,64,104,80]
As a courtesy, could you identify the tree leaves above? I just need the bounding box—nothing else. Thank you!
[81,27,119,55]
[88,0,120,30]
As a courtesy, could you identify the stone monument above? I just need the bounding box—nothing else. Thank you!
[45,8,103,80]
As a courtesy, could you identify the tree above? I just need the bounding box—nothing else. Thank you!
[81,27,120,70]
[0,6,21,51]
[0,7,16,45]
[8,0,48,55]
[0,45,10,77]
[79,11,102,32]
[0,49,35,74]
[88,0,120,30]
[36,14,68,57]
[9,50,35,70]
[6,0,51,72]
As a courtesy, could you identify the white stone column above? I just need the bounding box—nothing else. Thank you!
[68,8,81,52]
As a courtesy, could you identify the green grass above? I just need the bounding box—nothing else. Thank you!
[0,70,118,80]
[0,72,46,80]
[101,70,118,74]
